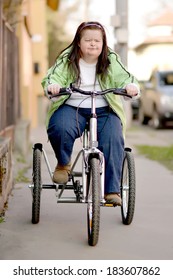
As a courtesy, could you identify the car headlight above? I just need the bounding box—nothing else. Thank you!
[160,95,172,105]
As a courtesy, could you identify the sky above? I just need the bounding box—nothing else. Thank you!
[61,0,173,48]
[90,0,173,47]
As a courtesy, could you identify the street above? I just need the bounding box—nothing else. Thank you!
[0,122,173,260]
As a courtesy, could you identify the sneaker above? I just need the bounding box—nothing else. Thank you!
[53,162,71,184]
[104,193,122,206]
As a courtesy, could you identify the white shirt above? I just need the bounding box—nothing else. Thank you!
[65,58,108,108]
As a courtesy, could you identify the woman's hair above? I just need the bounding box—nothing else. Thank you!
[60,21,110,81]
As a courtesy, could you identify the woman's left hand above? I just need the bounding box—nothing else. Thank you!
[125,83,139,97]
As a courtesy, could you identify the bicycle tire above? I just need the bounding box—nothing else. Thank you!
[32,148,42,224]
[87,157,101,246]
[121,150,136,225]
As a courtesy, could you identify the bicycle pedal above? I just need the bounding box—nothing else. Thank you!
[104,203,114,207]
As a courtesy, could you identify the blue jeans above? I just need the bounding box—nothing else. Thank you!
[47,105,124,194]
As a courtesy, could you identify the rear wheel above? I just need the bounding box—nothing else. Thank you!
[32,147,42,224]
[87,157,101,246]
[121,150,136,225]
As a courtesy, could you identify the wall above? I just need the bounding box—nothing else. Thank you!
[129,44,173,81]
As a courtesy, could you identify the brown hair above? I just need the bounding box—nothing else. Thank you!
[60,21,110,81]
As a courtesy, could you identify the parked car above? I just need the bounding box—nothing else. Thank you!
[131,80,144,120]
[138,70,173,128]
[131,97,140,119]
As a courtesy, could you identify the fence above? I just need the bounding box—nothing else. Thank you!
[0,1,20,213]
[0,1,20,133]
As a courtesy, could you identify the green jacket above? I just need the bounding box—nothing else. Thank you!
[41,48,139,137]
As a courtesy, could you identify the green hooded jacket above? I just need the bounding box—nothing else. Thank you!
[41,47,139,138]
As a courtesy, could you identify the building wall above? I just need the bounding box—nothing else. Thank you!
[16,0,49,128]
[128,9,173,82]
[30,0,49,127]
[129,44,173,81]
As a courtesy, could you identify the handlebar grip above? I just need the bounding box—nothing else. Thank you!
[59,88,69,93]
[47,89,67,95]
[47,87,71,99]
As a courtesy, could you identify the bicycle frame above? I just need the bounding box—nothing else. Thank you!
[29,91,105,205]
[70,92,105,204]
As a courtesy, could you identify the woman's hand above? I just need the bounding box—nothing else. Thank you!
[125,83,139,97]
[47,84,61,95]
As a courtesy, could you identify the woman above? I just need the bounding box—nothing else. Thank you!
[41,21,140,206]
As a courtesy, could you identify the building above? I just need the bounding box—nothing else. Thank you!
[130,8,173,81]
[0,0,60,213]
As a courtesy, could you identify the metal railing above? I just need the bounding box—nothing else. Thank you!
[0,2,20,133]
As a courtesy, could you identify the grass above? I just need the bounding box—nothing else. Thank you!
[0,216,5,223]
[14,154,31,183]
[15,167,30,183]
[0,203,7,223]
[135,144,173,172]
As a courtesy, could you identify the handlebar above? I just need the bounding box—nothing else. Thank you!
[48,84,132,99]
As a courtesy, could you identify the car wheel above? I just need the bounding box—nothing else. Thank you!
[139,104,149,125]
[152,108,162,129]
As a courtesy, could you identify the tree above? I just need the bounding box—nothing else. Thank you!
[47,0,80,66]
[2,0,22,28]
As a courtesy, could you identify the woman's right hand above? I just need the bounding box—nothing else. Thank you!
[47,84,61,95]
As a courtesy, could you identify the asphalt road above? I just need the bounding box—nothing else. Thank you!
[0,123,173,260]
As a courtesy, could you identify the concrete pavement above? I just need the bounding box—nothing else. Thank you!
[0,123,173,260]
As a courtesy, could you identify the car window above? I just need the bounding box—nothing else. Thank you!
[159,73,173,86]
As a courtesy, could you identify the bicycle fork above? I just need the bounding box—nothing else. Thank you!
[82,95,106,204]
[82,148,105,204]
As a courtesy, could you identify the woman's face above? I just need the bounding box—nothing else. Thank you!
[79,29,103,63]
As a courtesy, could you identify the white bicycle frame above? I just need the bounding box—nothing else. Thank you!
[71,94,105,203]
[58,91,105,204]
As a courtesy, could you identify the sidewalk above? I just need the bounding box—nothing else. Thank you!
[0,123,173,260]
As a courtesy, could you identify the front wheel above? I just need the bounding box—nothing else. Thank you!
[87,157,101,246]
[121,149,136,225]
[32,146,42,224]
